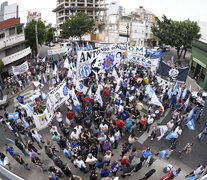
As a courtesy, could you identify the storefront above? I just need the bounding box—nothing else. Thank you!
[189,40,207,91]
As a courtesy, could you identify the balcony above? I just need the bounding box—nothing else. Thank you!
[2,47,31,65]
[0,33,25,50]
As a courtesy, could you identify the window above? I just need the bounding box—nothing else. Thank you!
[0,33,5,39]
[9,27,15,35]
[200,68,207,82]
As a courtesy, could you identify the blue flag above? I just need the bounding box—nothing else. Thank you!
[186,119,195,130]
[5,138,15,144]
[165,131,177,140]
[187,106,198,121]
[8,112,19,120]
[185,175,198,180]
[65,46,72,56]
[160,149,169,159]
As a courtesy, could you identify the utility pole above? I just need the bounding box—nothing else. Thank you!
[35,23,39,57]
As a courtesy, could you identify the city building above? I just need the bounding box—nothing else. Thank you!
[27,11,42,23]
[0,18,31,78]
[189,21,207,91]
[52,0,106,37]
[0,1,18,22]
[134,6,156,23]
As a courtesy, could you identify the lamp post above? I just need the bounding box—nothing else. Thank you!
[126,23,129,44]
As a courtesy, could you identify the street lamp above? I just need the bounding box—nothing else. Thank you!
[126,23,129,44]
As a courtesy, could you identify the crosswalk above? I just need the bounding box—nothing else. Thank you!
[13,90,36,123]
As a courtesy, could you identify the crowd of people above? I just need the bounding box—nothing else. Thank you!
[0,53,206,180]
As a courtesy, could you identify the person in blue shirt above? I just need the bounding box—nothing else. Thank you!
[111,161,119,176]
[141,147,152,161]
[94,157,107,169]
[100,167,110,178]
[5,144,14,157]
[126,90,130,106]
[73,140,80,149]
[122,108,129,121]
[16,95,24,104]
[125,117,134,133]
[196,108,203,123]
[170,94,177,109]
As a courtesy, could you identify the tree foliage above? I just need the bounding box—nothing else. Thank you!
[62,12,94,41]
[25,20,46,55]
[45,27,56,43]
[151,15,201,59]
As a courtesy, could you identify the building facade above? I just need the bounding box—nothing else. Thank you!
[27,11,42,23]
[0,18,31,77]
[0,1,18,22]
[189,40,207,91]
[53,0,105,36]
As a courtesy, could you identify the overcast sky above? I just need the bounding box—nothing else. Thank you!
[4,0,207,24]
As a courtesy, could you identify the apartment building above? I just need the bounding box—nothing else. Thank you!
[27,11,42,23]
[0,1,18,22]
[0,18,31,77]
[53,0,105,36]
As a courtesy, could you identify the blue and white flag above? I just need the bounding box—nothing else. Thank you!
[177,87,182,101]
[95,87,103,107]
[64,58,71,69]
[160,149,169,159]
[185,175,198,180]
[65,46,72,56]
[41,91,47,100]
[43,72,46,83]
[172,82,178,95]
[41,57,46,62]
[181,88,188,100]
[184,96,190,109]
[165,131,177,140]
[76,80,88,94]
[146,84,154,98]
[168,86,172,99]
[71,89,80,106]
[20,103,34,117]
[88,87,92,98]
[187,106,198,121]
[8,112,19,120]
[186,119,195,130]
[75,42,80,52]
[5,138,15,143]
[146,48,163,58]
[86,42,93,50]
[81,43,85,51]
[112,68,119,80]
[30,95,39,101]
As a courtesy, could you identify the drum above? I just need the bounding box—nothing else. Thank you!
[136,102,144,111]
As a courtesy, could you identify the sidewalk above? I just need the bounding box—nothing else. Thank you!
[0,133,193,180]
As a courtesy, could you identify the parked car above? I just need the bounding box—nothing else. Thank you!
[191,91,207,106]
[0,95,8,109]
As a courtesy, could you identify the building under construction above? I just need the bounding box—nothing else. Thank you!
[53,0,106,36]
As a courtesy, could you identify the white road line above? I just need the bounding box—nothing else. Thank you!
[138,108,171,144]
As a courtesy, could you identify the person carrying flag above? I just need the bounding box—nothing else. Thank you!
[16,95,24,104]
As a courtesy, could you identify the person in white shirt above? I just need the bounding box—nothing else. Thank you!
[186,165,205,178]
[108,134,115,146]
[99,121,108,134]
[114,129,120,149]
[85,153,97,170]
[98,133,107,152]
[74,156,87,173]
[50,125,59,135]
[74,125,83,136]
[145,114,154,133]
[65,99,72,111]
[167,120,174,132]
[128,133,138,145]
[174,126,182,138]
[70,129,79,140]
[31,130,43,149]
[56,111,63,129]
[104,150,112,166]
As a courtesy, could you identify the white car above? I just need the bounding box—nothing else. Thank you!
[191,91,207,106]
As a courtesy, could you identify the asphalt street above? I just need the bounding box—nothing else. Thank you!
[0,47,206,179]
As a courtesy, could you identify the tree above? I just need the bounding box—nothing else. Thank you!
[25,20,46,55]
[45,27,56,43]
[61,12,94,41]
[151,15,201,59]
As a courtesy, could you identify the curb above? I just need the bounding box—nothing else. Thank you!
[8,83,33,101]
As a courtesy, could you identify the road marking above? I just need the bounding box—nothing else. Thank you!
[138,108,171,144]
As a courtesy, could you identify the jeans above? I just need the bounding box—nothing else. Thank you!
[22,148,29,156]
[22,162,30,170]
[114,140,119,149]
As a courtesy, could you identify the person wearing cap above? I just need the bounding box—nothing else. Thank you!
[85,153,97,170]
[73,156,87,173]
